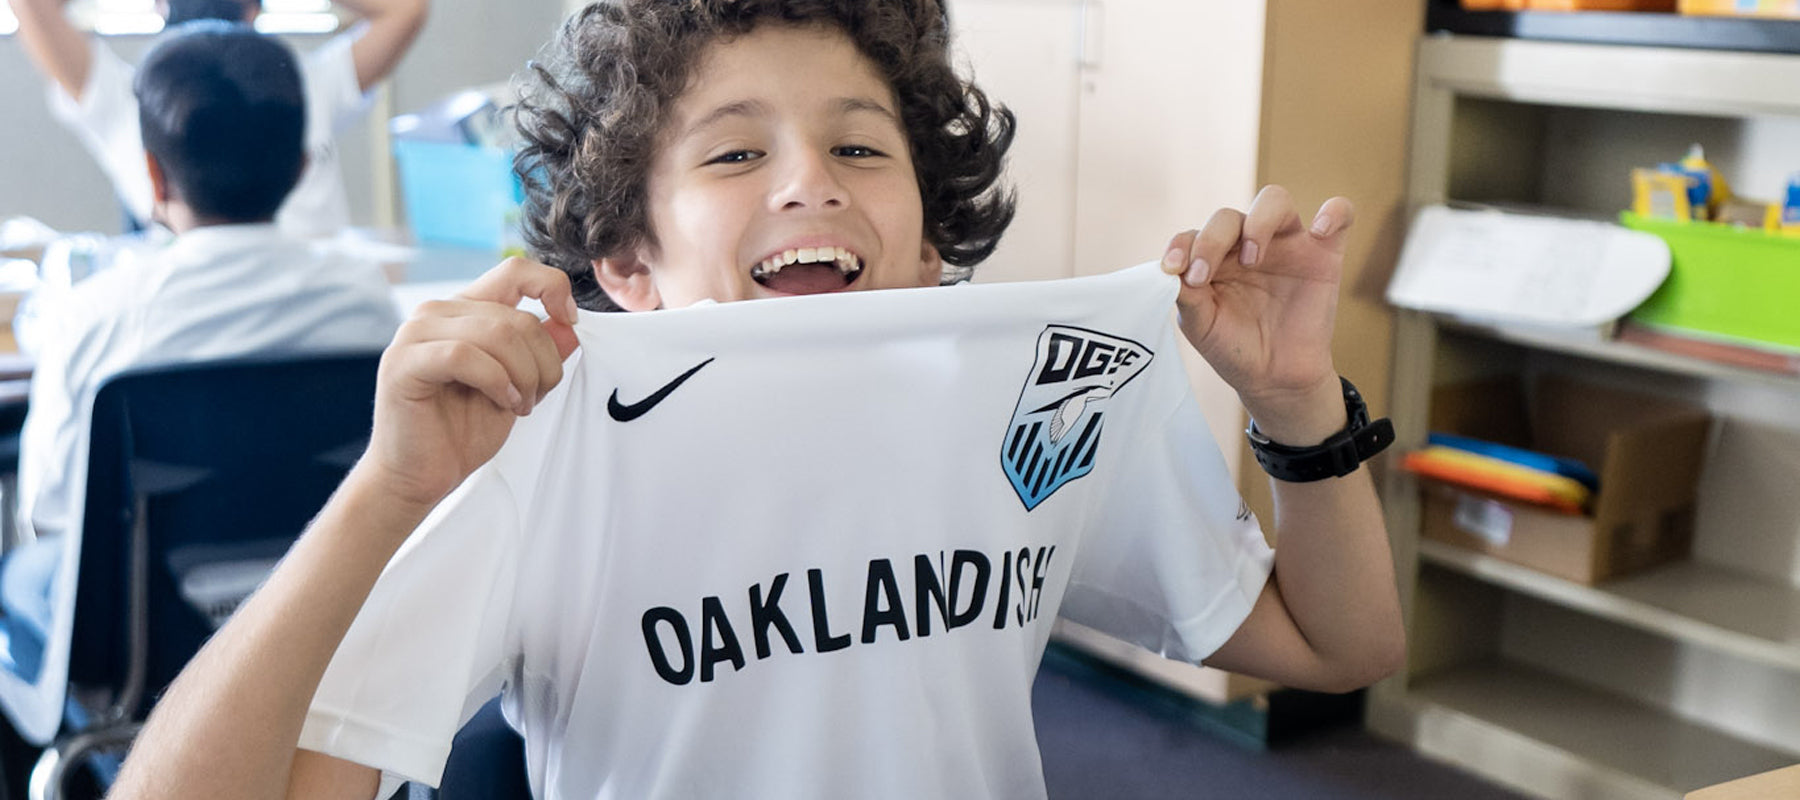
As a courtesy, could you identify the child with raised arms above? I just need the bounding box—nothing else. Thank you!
[112,1,1403,797]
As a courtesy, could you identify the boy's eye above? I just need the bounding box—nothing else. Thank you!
[833,145,884,158]
[707,150,762,165]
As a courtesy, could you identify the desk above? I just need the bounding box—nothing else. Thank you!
[1687,764,1800,799]
[388,244,509,316]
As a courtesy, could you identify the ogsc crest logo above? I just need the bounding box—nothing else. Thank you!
[1002,325,1153,510]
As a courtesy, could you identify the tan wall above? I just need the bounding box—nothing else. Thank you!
[1241,0,1423,521]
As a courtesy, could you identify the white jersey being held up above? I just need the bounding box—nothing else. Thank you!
[300,262,1274,799]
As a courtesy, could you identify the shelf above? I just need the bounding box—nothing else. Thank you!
[1436,317,1800,391]
[1418,35,1800,119]
[1392,16,1800,800]
[1378,661,1799,799]
[1421,540,1800,672]
[1427,5,1800,55]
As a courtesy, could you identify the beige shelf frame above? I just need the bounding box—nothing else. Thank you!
[1373,661,1797,800]
[1421,540,1800,674]
[1370,33,1800,800]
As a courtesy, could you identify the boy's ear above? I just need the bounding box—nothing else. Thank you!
[916,240,944,286]
[145,153,171,204]
[592,255,662,312]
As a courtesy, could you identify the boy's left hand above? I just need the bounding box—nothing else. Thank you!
[1161,186,1355,443]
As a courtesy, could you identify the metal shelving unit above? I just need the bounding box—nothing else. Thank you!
[1370,33,1800,800]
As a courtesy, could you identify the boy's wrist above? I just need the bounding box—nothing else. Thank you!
[1246,377,1395,483]
[1240,377,1346,447]
[340,459,451,542]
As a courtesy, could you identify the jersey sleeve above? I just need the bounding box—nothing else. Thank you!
[298,464,525,788]
[300,26,376,139]
[45,42,154,225]
[1059,356,1274,665]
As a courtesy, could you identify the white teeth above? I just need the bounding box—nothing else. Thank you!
[753,246,864,280]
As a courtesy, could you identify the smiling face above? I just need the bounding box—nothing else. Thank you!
[592,22,943,311]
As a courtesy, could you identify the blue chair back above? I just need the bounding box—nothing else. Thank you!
[68,351,381,719]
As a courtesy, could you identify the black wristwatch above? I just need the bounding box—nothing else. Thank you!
[1245,377,1394,483]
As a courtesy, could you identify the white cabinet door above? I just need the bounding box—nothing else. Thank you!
[951,0,1085,285]
[1070,0,1266,278]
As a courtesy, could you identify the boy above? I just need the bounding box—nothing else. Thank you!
[113,2,1403,798]
[0,21,401,741]
[6,0,428,236]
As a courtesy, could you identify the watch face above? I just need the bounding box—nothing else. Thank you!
[1340,377,1370,428]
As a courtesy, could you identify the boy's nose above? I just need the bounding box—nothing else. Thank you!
[770,152,848,211]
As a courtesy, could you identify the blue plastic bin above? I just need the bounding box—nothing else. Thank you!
[393,140,523,251]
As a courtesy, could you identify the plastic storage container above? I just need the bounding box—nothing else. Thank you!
[1622,211,1800,352]
[393,140,522,252]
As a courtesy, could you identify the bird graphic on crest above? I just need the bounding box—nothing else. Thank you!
[1031,385,1114,443]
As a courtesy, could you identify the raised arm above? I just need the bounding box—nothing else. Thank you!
[1162,186,1406,693]
[109,259,580,800]
[332,0,429,93]
[7,0,92,101]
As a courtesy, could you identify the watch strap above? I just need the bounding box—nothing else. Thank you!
[1246,377,1395,483]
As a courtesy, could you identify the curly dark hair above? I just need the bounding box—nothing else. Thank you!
[512,0,1017,310]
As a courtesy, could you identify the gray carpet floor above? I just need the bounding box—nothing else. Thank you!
[1031,655,1531,800]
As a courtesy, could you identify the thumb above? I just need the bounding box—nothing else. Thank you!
[544,318,581,360]
[1172,277,1219,347]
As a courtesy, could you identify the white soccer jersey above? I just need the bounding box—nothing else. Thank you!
[300,262,1273,799]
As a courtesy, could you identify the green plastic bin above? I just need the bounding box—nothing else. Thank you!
[1622,211,1800,351]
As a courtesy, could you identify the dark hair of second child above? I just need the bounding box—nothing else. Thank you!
[133,21,307,224]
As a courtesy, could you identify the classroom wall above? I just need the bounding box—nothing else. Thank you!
[0,0,567,235]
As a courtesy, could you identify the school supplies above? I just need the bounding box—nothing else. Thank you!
[1632,168,1695,222]
[1674,143,1730,220]
[1427,432,1600,491]
[1784,172,1800,235]
[1403,445,1592,514]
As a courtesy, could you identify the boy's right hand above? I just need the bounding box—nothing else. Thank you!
[361,257,582,514]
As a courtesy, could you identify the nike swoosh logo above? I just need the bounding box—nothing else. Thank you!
[607,358,715,422]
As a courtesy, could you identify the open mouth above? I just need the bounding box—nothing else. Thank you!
[751,246,864,295]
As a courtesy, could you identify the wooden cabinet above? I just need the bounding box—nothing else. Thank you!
[1369,33,1800,799]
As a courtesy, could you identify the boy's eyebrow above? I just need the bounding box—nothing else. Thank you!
[832,96,901,126]
[683,99,771,140]
[679,95,903,142]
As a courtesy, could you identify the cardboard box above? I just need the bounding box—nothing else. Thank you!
[1419,375,1710,585]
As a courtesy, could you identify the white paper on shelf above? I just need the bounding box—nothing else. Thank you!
[1386,205,1671,328]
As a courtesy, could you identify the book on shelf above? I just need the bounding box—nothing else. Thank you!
[1617,320,1800,376]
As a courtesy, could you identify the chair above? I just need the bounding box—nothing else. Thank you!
[0,351,383,800]
[407,695,532,800]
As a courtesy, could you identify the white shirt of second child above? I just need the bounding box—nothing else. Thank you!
[17,222,401,552]
[46,29,371,239]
